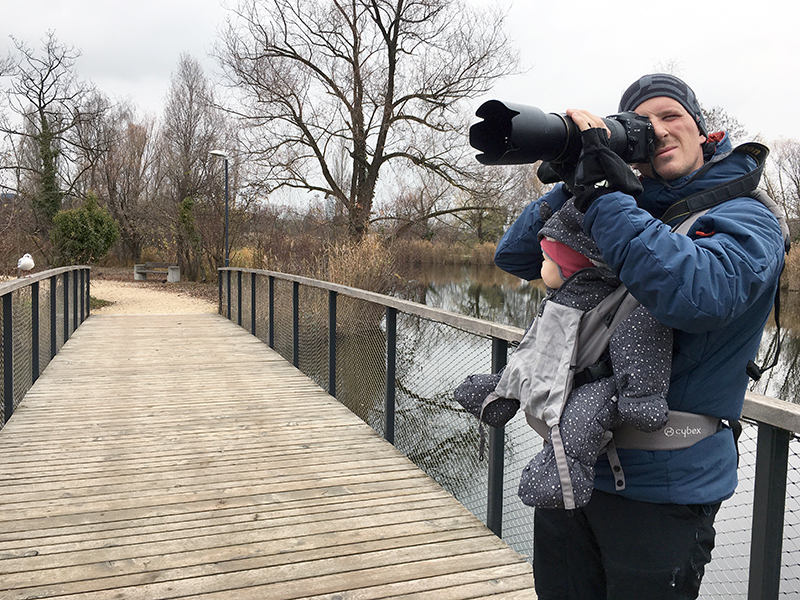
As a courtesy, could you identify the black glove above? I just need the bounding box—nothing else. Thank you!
[572,128,643,212]
[537,159,578,193]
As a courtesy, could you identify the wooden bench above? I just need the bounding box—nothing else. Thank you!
[133,262,181,283]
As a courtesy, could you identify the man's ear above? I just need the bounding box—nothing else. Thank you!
[696,119,707,144]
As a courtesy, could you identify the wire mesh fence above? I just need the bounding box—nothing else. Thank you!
[1,267,90,429]
[701,421,800,598]
[11,285,33,413]
[221,268,800,598]
[38,280,52,375]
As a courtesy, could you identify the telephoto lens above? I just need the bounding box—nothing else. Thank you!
[469,100,654,166]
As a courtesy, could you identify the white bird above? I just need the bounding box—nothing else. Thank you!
[17,253,34,277]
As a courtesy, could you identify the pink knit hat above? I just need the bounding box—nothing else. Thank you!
[540,237,595,280]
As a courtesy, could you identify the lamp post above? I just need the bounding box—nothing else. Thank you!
[210,150,230,267]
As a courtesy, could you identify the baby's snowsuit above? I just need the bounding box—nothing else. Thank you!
[455,198,672,509]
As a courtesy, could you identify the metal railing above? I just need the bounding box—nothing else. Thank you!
[219,266,798,599]
[1,266,91,429]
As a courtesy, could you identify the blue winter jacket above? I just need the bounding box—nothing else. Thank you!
[494,135,785,505]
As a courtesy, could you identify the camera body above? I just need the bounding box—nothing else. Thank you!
[469,100,655,166]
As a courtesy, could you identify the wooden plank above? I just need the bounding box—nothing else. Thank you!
[0,313,534,599]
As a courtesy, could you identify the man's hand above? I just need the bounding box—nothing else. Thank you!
[564,109,642,212]
[538,109,612,194]
[565,108,611,137]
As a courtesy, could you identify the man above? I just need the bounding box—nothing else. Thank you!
[494,74,787,599]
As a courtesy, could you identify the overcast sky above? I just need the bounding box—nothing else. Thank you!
[3,0,800,143]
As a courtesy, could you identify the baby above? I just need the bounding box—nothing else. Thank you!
[455,198,672,509]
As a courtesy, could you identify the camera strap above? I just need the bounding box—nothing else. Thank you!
[659,142,769,227]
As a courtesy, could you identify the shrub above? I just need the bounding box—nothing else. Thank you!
[470,242,498,266]
[392,239,470,267]
[318,235,398,294]
[51,193,120,265]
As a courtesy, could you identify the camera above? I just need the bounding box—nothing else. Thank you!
[469,100,655,166]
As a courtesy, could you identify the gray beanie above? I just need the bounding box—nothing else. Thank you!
[618,73,707,136]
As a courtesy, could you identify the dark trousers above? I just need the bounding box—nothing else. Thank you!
[533,489,720,600]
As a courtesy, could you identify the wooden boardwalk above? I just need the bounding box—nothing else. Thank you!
[0,313,534,599]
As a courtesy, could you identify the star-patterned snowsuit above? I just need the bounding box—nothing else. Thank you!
[455,198,672,509]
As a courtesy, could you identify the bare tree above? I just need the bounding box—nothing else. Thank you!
[158,53,239,279]
[764,137,800,221]
[453,163,548,243]
[91,105,159,263]
[702,104,748,145]
[0,32,108,235]
[382,168,453,240]
[216,0,519,240]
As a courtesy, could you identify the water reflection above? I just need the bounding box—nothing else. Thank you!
[405,264,546,328]
[406,264,800,404]
[749,290,800,402]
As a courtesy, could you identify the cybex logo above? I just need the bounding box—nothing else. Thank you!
[664,426,704,438]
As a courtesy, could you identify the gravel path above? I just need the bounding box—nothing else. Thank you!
[90,279,218,315]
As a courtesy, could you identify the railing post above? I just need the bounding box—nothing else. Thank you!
[72,268,78,332]
[63,271,70,344]
[748,423,790,600]
[31,281,40,383]
[328,290,337,397]
[487,337,508,538]
[236,270,243,327]
[50,276,57,359]
[79,269,85,322]
[85,268,91,319]
[251,272,257,335]
[3,293,13,425]
[384,307,397,444]
[218,269,223,315]
[226,270,232,321]
[268,276,275,349]
[292,281,300,367]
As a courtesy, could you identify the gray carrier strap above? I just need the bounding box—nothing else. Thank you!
[604,437,626,491]
[550,425,575,508]
[574,284,640,370]
[612,410,721,451]
[527,413,551,439]
[526,410,720,452]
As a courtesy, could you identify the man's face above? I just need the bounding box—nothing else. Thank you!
[633,97,707,181]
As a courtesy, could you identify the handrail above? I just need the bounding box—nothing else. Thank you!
[219,267,796,600]
[218,268,798,433]
[743,391,800,433]
[0,266,88,294]
[1,266,91,429]
[219,267,524,341]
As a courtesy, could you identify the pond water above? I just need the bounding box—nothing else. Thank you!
[405,263,800,404]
